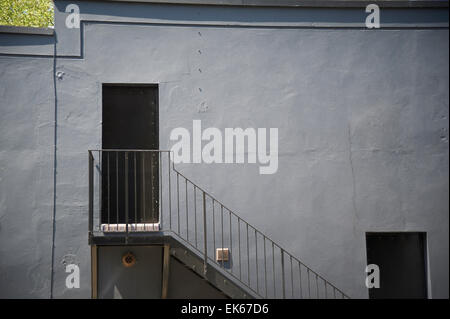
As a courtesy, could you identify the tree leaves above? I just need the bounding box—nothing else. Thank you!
[0,0,54,28]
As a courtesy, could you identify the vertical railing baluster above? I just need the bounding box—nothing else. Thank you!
[255,229,259,294]
[212,200,216,258]
[316,274,319,299]
[272,242,276,299]
[107,152,110,226]
[290,256,294,299]
[185,179,189,241]
[194,186,197,248]
[159,152,163,228]
[98,151,101,231]
[238,218,242,280]
[142,152,146,224]
[167,153,171,230]
[202,191,207,276]
[134,152,137,228]
[229,210,232,273]
[299,262,303,299]
[307,269,311,299]
[221,205,224,268]
[116,152,119,229]
[177,172,180,235]
[263,236,267,298]
[88,151,93,234]
[246,223,250,286]
[150,152,153,223]
[125,152,129,241]
[281,249,286,299]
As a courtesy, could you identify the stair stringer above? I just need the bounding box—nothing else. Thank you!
[167,234,260,299]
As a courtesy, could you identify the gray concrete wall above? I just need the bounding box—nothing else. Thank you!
[0,0,448,298]
[0,56,55,298]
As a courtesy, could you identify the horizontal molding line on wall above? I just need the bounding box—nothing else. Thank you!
[75,0,450,9]
[0,19,449,58]
[0,25,54,35]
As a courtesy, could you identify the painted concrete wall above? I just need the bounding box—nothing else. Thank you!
[0,1,448,298]
[0,57,55,298]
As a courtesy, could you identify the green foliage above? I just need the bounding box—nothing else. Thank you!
[0,0,54,28]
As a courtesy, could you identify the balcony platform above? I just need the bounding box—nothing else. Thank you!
[89,230,172,246]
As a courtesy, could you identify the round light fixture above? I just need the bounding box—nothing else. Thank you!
[122,252,136,268]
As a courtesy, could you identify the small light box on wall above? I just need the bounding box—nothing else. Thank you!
[216,248,229,262]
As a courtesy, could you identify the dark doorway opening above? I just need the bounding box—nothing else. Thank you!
[101,84,159,224]
[366,232,428,299]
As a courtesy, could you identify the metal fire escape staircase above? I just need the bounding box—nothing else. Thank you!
[88,150,349,299]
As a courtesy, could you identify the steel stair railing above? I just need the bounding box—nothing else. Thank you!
[88,150,350,299]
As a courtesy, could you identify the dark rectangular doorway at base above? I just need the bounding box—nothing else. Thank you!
[366,232,428,299]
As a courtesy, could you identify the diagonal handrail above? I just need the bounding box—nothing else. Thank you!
[89,149,350,299]
[167,154,349,299]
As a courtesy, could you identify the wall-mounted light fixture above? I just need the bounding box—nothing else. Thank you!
[216,248,229,262]
[122,252,137,268]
